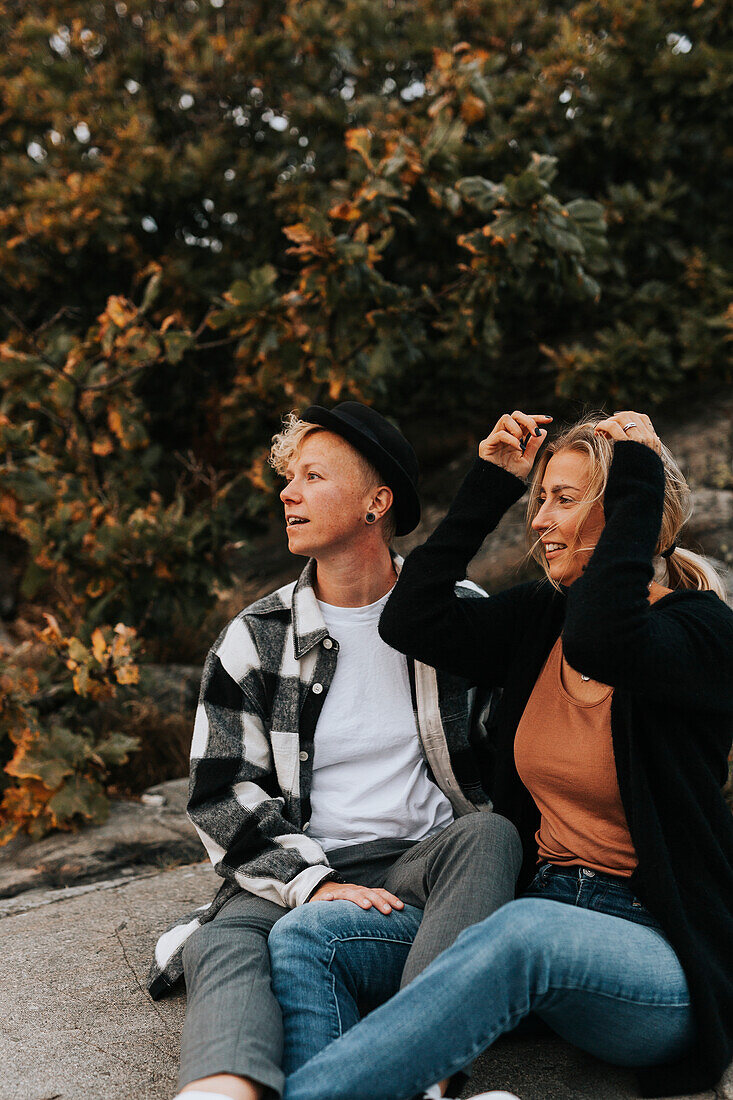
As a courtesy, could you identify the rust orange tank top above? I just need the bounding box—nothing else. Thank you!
[514,636,636,876]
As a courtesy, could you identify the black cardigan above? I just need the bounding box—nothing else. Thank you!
[379,440,733,1098]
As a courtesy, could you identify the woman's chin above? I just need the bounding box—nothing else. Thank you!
[546,559,579,586]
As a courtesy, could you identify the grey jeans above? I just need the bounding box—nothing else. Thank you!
[177,811,522,1096]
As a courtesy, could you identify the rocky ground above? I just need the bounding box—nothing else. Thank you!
[2,397,733,1099]
[1,774,732,1099]
[2,779,732,1100]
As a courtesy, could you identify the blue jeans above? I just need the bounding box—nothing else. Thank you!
[279,865,695,1100]
[272,901,424,1074]
[269,813,522,1077]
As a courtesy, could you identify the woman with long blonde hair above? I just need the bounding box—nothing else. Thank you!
[269,409,733,1100]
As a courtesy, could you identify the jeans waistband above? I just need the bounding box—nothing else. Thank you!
[523,862,663,933]
[539,863,633,885]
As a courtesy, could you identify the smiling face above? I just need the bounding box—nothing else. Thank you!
[280,430,386,559]
[530,448,606,586]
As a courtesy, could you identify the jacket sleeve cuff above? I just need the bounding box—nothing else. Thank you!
[290,865,346,907]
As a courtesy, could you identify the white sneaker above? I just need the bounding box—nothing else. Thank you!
[421,1091,520,1100]
[420,1086,517,1095]
[173,1092,235,1099]
[463,1093,521,1099]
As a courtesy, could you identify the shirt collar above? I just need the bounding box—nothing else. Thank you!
[292,553,403,659]
[247,554,403,659]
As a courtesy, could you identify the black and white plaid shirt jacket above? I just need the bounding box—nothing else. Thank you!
[147,556,494,999]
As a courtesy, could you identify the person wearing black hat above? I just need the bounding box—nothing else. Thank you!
[150,402,522,1100]
[298,400,422,537]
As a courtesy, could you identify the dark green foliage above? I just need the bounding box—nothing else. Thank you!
[0,0,730,835]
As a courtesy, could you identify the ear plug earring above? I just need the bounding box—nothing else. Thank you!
[365,512,376,524]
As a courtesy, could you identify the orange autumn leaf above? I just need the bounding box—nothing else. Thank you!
[91,628,107,664]
[460,95,486,124]
[114,664,140,686]
[0,493,19,523]
[282,223,313,244]
[344,128,374,170]
[105,295,136,328]
[92,436,114,456]
[108,408,124,440]
[329,202,361,221]
[86,578,108,598]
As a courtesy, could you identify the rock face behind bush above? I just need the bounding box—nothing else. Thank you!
[0,778,196,906]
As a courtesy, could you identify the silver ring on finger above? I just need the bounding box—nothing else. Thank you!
[622,421,638,432]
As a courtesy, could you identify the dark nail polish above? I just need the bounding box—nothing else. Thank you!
[534,428,542,437]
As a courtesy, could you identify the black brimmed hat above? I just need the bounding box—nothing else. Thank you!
[301,401,420,536]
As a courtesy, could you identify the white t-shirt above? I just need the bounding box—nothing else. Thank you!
[307,589,455,851]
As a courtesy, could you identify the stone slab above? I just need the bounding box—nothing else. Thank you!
[0,779,198,900]
[2,861,731,1100]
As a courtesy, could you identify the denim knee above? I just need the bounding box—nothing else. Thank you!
[447,898,559,977]
[268,901,345,960]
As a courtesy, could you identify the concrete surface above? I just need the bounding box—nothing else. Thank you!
[2,861,731,1100]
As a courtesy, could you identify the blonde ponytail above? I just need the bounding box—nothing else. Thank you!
[661,546,727,600]
[654,440,727,599]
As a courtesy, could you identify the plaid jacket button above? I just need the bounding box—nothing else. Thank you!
[312,682,324,694]
[299,750,309,761]
[322,638,333,649]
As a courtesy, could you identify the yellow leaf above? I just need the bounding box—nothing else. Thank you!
[91,628,107,664]
[92,436,114,456]
[460,95,486,124]
[108,408,124,441]
[105,296,136,328]
[344,128,374,170]
[283,223,312,244]
[428,93,453,119]
[72,667,90,695]
[329,202,361,221]
[115,664,139,686]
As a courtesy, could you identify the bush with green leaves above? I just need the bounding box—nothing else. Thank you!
[1,0,730,837]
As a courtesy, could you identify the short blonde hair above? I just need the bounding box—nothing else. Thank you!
[269,412,397,543]
[525,414,726,598]
[269,413,323,477]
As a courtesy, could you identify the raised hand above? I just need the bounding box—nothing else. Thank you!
[594,411,662,455]
[478,411,553,479]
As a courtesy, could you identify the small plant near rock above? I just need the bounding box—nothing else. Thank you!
[0,622,140,842]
